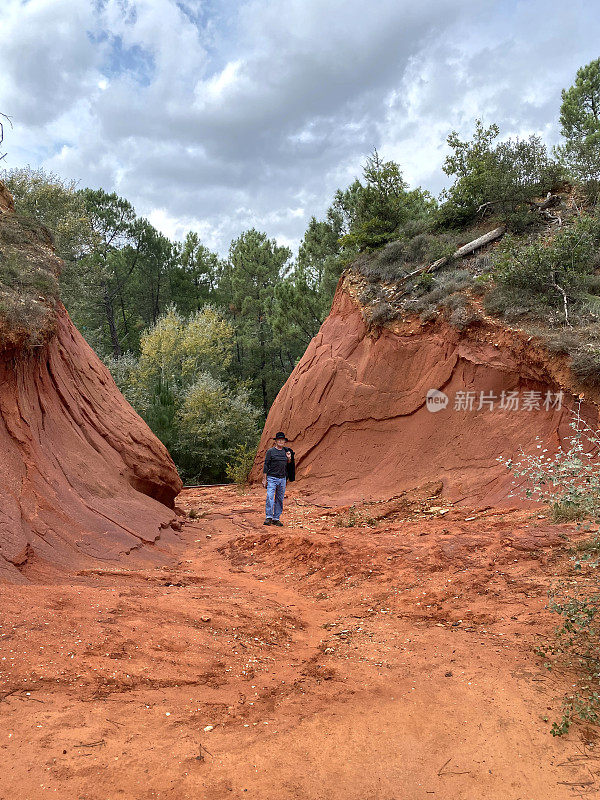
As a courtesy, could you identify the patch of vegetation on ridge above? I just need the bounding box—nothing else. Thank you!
[0,212,61,349]
[353,198,600,390]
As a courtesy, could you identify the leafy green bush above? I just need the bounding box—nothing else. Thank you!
[177,374,260,481]
[501,408,600,521]
[226,442,259,490]
[439,120,562,229]
[106,306,261,483]
[542,579,600,736]
[502,404,600,734]
[489,214,600,324]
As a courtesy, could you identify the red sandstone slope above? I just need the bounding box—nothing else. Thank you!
[0,189,182,584]
[253,277,597,505]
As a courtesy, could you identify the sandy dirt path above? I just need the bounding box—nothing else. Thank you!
[1,486,598,799]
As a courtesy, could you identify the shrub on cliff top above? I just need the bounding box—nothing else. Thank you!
[489,213,600,325]
[407,268,475,315]
[439,120,562,229]
[0,213,61,347]
[332,150,437,253]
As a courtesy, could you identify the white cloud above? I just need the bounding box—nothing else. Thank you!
[0,0,101,126]
[1,0,599,254]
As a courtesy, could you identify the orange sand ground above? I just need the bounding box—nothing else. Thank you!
[1,485,598,799]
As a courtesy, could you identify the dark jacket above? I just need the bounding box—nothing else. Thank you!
[263,446,296,481]
[286,447,296,482]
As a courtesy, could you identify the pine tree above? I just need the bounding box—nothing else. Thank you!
[558,57,600,195]
[226,229,291,417]
[169,231,222,315]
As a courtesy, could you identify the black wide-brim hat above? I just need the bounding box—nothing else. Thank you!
[273,431,289,440]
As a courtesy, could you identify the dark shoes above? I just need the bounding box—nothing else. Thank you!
[263,518,272,525]
[272,520,284,527]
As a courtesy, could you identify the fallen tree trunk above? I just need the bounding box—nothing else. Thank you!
[451,225,506,259]
[477,193,561,217]
[403,224,506,282]
[527,193,561,211]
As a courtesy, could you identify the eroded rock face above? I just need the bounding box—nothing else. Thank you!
[0,187,182,583]
[253,280,597,506]
[0,305,183,583]
[0,182,15,213]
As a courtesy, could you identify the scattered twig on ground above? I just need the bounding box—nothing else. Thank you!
[556,780,596,787]
[75,740,106,748]
[437,758,451,775]
[437,758,471,776]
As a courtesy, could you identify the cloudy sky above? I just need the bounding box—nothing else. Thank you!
[1,0,598,254]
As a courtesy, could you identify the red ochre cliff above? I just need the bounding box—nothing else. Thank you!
[0,185,182,583]
[253,276,597,506]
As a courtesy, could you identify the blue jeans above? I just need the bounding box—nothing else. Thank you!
[265,476,286,520]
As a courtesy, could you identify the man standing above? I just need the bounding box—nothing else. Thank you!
[262,432,295,526]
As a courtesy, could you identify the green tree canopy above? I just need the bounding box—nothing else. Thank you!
[441,120,560,228]
[76,190,185,356]
[271,215,343,357]
[169,231,223,315]
[177,374,260,480]
[333,150,435,251]
[136,305,233,392]
[558,57,600,193]
[224,228,291,416]
[107,305,259,482]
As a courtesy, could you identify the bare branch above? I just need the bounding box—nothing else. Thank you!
[0,112,13,162]
[552,275,572,327]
